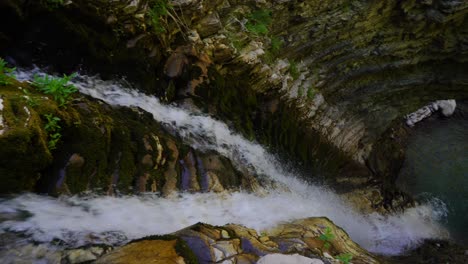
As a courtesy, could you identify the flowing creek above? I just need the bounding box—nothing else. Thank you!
[0,70,451,261]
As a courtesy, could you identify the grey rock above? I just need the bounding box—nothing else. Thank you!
[197,12,223,37]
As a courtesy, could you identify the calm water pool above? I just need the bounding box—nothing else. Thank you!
[397,115,468,244]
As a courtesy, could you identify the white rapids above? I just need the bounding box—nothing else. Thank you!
[0,70,450,256]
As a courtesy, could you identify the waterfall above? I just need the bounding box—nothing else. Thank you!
[1,70,449,256]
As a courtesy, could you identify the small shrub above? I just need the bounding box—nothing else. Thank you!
[335,253,353,264]
[319,226,335,249]
[33,73,78,107]
[44,114,62,150]
[0,58,16,86]
[246,9,272,36]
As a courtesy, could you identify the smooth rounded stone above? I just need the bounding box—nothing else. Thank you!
[164,52,189,78]
[257,253,324,264]
[123,0,140,14]
[221,230,230,239]
[0,244,62,264]
[434,99,456,117]
[67,153,85,167]
[212,240,240,259]
[66,248,99,264]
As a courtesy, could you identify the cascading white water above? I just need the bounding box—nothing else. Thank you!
[1,70,449,256]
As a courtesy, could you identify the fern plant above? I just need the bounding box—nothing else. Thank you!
[0,58,16,85]
[33,73,78,107]
[246,9,272,36]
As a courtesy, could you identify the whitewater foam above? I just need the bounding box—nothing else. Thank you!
[3,69,449,255]
[0,192,447,255]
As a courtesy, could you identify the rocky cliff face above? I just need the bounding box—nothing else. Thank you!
[0,0,466,198]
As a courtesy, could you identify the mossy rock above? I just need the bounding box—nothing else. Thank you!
[0,79,181,194]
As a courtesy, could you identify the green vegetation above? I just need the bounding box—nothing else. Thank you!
[32,73,78,107]
[246,9,272,36]
[289,60,300,80]
[148,0,169,34]
[44,0,64,9]
[147,0,189,44]
[22,89,39,107]
[335,253,353,264]
[319,226,335,249]
[47,0,63,4]
[0,58,16,86]
[263,36,283,64]
[43,114,62,150]
[307,86,316,99]
[298,87,304,98]
[270,36,282,54]
[226,31,248,51]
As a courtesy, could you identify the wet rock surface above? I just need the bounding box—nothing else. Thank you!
[93,217,381,264]
[0,79,253,195]
[0,1,467,263]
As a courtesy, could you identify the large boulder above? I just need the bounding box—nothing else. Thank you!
[95,217,381,264]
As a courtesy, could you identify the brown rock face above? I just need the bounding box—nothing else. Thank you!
[95,240,186,264]
[94,217,381,264]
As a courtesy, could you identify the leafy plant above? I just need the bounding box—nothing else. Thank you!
[319,226,335,249]
[0,58,16,85]
[149,0,169,34]
[33,73,78,107]
[246,9,272,36]
[289,60,300,80]
[44,114,62,150]
[335,253,353,264]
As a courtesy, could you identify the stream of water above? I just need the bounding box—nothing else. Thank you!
[0,70,451,260]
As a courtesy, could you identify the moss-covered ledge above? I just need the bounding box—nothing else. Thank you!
[0,78,254,195]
